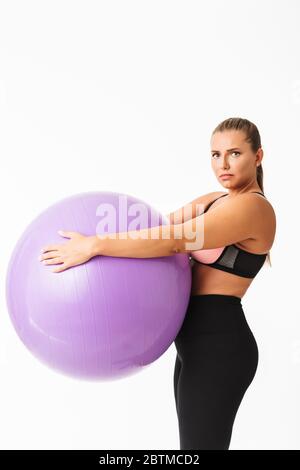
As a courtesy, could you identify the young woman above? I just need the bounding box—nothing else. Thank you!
[39,117,276,450]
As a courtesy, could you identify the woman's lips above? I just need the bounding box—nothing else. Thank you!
[220,174,233,179]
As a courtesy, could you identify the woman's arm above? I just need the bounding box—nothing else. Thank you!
[40,224,180,273]
[174,193,269,252]
[93,191,260,258]
[92,223,179,259]
[93,193,262,259]
[40,190,244,273]
[166,191,227,224]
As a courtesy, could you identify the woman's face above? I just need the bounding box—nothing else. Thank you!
[210,130,263,189]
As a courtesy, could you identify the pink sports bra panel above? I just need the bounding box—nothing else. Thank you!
[190,246,225,264]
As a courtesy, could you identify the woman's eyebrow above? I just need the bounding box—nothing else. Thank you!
[211,147,242,153]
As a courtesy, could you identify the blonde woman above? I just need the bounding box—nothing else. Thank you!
[39,117,276,450]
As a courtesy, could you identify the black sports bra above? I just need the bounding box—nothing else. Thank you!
[190,191,268,279]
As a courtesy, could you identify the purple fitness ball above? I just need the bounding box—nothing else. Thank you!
[6,191,191,381]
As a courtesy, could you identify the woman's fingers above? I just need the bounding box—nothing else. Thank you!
[39,251,59,261]
[41,244,60,253]
[42,257,63,265]
[58,231,78,238]
[52,263,69,273]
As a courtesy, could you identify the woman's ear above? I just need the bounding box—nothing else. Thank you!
[256,147,264,166]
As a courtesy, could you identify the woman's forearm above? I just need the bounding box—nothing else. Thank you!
[92,224,180,259]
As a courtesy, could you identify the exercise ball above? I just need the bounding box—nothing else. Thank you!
[6,191,192,381]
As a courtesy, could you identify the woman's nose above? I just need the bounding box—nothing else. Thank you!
[219,157,230,169]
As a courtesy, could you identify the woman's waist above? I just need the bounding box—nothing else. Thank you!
[176,293,250,336]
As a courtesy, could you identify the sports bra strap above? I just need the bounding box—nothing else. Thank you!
[250,191,266,197]
[204,191,266,213]
[204,193,227,212]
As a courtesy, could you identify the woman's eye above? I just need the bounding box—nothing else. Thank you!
[211,151,240,159]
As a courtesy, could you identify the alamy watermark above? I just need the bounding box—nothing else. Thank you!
[94,195,205,252]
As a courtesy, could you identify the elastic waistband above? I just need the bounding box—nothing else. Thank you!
[190,294,242,306]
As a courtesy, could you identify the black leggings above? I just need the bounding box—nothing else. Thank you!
[174,294,259,450]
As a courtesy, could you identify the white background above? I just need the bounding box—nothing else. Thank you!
[0,0,299,450]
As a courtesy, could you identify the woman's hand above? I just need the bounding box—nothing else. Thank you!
[39,230,99,273]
